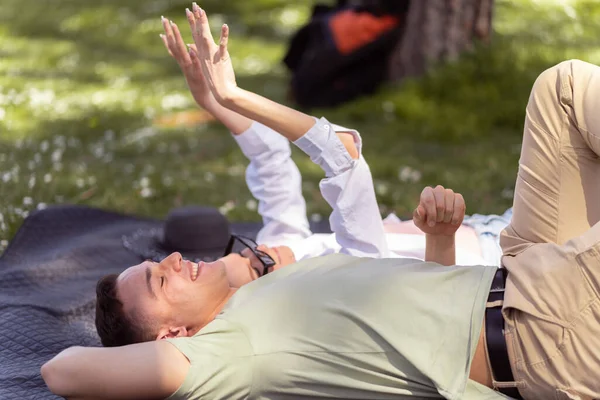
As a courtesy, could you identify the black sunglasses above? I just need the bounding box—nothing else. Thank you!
[223,234,276,277]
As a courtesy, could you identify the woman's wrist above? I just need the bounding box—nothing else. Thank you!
[217,85,244,110]
[425,233,456,242]
[198,95,221,115]
[425,234,456,266]
[201,94,252,135]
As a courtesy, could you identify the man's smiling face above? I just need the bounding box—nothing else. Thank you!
[116,252,238,340]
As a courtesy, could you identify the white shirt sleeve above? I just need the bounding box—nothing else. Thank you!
[292,117,389,258]
[233,122,312,246]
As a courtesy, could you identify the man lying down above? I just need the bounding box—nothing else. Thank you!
[41,5,600,400]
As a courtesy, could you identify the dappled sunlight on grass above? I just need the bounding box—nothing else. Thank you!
[0,0,599,249]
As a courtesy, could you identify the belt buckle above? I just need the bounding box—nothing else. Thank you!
[487,286,505,306]
[492,380,522,400]
[493,379,519,390]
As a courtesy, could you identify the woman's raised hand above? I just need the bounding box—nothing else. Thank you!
[160,16,216,110]
[186,3,238,105]
[413,185,466,237]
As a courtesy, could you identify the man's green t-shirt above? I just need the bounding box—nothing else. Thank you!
[167,254,503,399]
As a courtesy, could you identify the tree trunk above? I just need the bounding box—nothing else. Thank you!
[388,0,494,81]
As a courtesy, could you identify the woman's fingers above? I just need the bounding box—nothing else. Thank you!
[219,24,229,59]
[432,185,446,222]
[191,5,202,44]
[191,2,216,52]
[186,44,202,68]
[443,189,455,224]
[420,185,467,227]
[159,34,174,57]
[161,17,175,58]
[161,16,190,65]
[188,4,203,50]
[187,45,205,74]
[413,204,427,228]
[452,193,466,225]
[420,187,437,227]
[170,21,191,64]
[185,7,194,27]
[161,16,177,51]
[417,184,466,231]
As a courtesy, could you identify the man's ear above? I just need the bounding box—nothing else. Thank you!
[156,326,189,340]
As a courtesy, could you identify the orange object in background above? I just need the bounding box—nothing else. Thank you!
[329,10,399,55]
[153,109,215,129]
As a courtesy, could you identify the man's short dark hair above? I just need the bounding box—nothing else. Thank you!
[95,274,155,347]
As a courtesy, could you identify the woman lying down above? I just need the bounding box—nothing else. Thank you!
[154,8,510,270]
[39,5,545,400]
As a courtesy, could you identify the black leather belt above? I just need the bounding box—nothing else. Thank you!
[485,268,523,399]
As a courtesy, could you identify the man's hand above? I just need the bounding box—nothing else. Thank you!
[160,16,216,110]
[413,185,466,237]
[187,4,239,105]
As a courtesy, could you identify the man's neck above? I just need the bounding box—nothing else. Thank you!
[195,288,238,334]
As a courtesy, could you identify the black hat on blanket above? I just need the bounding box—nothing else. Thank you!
[122,206,231,263]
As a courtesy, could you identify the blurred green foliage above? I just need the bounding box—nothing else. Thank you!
[0,0,599,247]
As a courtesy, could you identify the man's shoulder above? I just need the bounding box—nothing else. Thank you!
[168,318,252,355]
[163,322,254,400]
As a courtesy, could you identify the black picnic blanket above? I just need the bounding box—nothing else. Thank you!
[0,205,330,399]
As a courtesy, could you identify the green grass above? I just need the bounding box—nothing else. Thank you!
[0,0,599,249]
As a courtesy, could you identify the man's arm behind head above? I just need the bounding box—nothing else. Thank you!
[41,341,188,399]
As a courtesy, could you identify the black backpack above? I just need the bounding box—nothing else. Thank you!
[283,0,410,108]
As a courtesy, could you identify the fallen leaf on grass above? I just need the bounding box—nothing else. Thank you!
[153,109,216,128]
[78,187,97,201]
